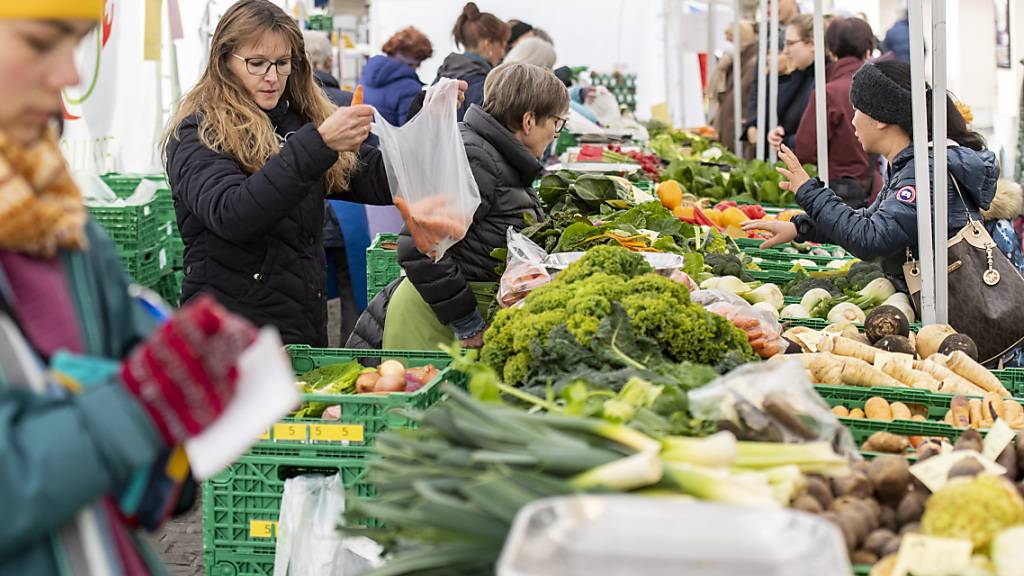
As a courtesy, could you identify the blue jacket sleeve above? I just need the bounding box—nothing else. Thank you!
[795,179,915,260]
[166,119,339,245]
[0,384,162,556]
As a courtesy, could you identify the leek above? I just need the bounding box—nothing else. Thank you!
[660,431,738,468]
[664,462,779,508]
[571,450,664,491]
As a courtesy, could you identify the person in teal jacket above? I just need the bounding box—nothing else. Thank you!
[0,3,258,574]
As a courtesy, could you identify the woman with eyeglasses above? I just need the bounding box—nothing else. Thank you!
[778,16,882,208]
[761,14,818,153]
[357,63,569,352]
[164,0,463,346]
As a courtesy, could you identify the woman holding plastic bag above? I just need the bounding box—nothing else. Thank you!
[381,63,570,350]
[163,0,465,347]
[0,3,260,574]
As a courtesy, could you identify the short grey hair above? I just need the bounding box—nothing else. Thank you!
[302,29,332,69]
[483,62,570,132]
[503,37,556,70]
[531,28,553,45]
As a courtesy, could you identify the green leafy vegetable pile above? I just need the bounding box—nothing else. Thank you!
[481,246,756,387]
[292,361,362,418]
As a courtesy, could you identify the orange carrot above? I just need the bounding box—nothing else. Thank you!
[352,84,364,105]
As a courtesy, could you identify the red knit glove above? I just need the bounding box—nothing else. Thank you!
[121,295,258,446]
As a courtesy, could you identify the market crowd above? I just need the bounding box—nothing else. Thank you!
[1,0,1023,573]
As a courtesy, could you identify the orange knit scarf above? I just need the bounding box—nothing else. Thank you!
[0,130,88,257]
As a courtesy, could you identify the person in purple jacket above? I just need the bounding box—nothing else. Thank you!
[361,27,433,126]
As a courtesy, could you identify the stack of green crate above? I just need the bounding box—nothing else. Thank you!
[366,233,401,302]
[202,346,466,576]
[590,71,637,111]
[94,173,184,306]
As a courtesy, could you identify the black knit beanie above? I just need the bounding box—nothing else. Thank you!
[508,21,534,47]
[849,62,914,132]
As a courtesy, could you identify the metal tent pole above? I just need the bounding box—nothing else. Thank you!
[909,0,936,324]
[663,0,675,125]
[813,0,828,185]
[932,0,949,324]
[707,0,717,93]
[755,0,768,161]
[733,0,744,155]
[768,0,779,164]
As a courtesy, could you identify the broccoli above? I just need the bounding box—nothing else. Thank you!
[704,253,752,282]
[783,275,841,298]
[481,246,757,385]
[835,261,884,292]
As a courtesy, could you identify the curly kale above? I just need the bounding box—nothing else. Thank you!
[481,246,756,386]
[557,245,653,285]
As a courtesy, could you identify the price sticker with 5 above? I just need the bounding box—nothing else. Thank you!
[272,422,309,442]
[310,424,365,443]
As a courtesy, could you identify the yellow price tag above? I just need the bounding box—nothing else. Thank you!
[310,424,365,443]
[273,423,308,442]
[249,520,278,539]
[259,429,271,441]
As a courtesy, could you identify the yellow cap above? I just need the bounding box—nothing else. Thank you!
[0,0,104,21]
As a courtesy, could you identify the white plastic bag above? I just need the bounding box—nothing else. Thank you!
[370,78,481,261]
[273,474,347,576]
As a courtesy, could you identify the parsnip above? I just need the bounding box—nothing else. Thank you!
[944,350,1011,397]
[822,336,877,364]
[865,397,893,421]
[879,361,939,391]
[913,359,989,397]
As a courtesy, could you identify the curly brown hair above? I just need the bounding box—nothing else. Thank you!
[382,27,434,63]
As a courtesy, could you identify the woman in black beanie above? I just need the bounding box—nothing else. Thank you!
[741,60,1024,366]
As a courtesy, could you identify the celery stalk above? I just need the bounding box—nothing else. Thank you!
[660,431,738,468]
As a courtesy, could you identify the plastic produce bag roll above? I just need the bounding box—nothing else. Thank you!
[370,77,481,262]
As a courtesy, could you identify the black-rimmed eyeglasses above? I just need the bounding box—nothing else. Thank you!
[553,115,569,132]
[233,54,295,76]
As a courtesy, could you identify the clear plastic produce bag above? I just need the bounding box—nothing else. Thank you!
[497,495,851,576]
[273,473,381,576]
[688,359,858,456]
[690,289,785,358]
[498,227,553,308]
[370,78,481,262]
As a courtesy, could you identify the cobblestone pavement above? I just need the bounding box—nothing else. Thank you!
[144,493,205,576]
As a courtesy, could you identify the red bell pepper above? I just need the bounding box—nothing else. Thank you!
[692,205,721,230]
[714,200,737,212]
[739,204,766,220]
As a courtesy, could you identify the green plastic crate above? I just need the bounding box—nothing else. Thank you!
[366,233,401,303]
[115,241,171,287]
[743,248,850,266]
[780,317,922,332]
[995,369,1024,396]
[748,269,796,284]
[155,270,182,307]
[816,385,953,419]
[204,549,275,576]
[839,417,962,446]
[202,454,373,564]
[88,197,167,248]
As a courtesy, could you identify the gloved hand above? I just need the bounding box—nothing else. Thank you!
[121,295,257,446]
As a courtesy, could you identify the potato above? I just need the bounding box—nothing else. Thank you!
[861,431,910,454]
[805,475,834,510]
[896,491,927,526]
[953,428,983,452]
[865,397,893,421]
[851,550,879,565]
[867,455,911,504]
[880,535,903,558]
[879,505,897,532]
[832,405,850,418]
[833,471,873,499]
[911,414,926,421]
[863,528,898,556]
[849,408,866,419]
[378,360,406,378]
[947,456,985,480]
[889,402,912,420]
[833,496,880,535]
[791,494,823,514]
[997,443,1019,482]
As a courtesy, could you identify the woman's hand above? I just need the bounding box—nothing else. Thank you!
[776,144,811,192]
[767,126,785,151]
[318,105,374,153]
[455,80,468,108]
[460,330,486,349]
[741,219,798,249]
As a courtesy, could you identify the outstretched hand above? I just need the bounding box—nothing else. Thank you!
[741,219,798,249]
[776,144,811,192]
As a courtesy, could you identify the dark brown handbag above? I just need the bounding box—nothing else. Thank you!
[902,177,1024,366]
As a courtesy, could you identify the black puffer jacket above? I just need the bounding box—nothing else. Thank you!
[397,104,544,336]
[165,101,390,346]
